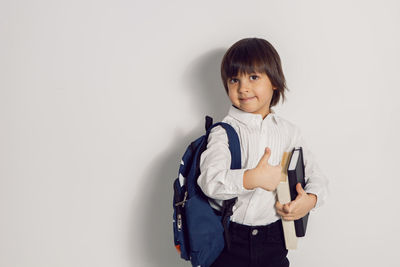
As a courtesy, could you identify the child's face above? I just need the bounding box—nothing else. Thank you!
[227,72,277,118]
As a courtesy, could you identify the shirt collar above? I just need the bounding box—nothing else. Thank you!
[228,105,279,127]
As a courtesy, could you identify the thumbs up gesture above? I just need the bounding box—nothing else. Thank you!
[243,147,282,191]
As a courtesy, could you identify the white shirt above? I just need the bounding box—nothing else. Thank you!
[197,105,329,226]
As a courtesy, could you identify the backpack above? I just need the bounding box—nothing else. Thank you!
[172,116,241,267]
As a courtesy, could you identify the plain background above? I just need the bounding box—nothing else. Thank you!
[1,0,399,266]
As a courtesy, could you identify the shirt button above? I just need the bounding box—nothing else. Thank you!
[252,229,258,236]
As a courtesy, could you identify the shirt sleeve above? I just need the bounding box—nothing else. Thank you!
[197,125,254,200]
[292,125,330,211]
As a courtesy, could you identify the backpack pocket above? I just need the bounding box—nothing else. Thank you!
[185,194,225,267]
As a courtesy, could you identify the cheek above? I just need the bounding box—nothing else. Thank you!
[229,95,240,106]
[227,89,236,100]
[228,93,235,104]
[255,87,272,98]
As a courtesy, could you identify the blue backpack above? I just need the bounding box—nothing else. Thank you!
[173,116,241,267]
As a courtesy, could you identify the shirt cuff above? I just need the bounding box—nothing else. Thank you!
[304,185,323,212]
[229,168,254,195]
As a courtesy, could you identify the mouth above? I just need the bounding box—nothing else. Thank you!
[239,96,256,102]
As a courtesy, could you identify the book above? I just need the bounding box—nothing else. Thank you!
[276,147,308,250]
[287,147,309,237]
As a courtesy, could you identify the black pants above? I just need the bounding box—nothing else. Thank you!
[211,219,289,267]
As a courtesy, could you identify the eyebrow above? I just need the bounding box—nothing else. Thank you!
[230,72,260,78]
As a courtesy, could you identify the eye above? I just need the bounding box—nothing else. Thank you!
[250,75,259,81]
[229,78,239,84]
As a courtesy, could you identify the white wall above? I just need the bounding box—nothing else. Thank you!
[1,0,399,266]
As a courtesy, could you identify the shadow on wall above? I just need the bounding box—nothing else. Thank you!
[134,48,230,266]
[183,48,231,121]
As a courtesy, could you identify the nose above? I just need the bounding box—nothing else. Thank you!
[238,79,250,92]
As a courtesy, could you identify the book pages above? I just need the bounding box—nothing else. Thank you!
[276,151,298,250]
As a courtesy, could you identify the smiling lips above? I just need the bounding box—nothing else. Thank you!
[239,96,256,102]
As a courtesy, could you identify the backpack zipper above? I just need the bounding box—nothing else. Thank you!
[174,191,188,207]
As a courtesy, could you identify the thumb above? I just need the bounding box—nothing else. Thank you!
[296,183,306,195]
[258,147,271,166]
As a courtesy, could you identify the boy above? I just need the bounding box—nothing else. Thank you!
[197,37,329,267]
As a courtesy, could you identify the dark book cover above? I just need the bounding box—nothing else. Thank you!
[287,147,309,237]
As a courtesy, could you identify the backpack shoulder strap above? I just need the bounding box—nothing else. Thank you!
[205,116,241,170]
[204,116,240,250]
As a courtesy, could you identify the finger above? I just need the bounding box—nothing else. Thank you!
[274,164,283,174]
[257,147,271,166]
[296,183,306,196]
[275,201,284,213]
[276,210,287,217]
[277,207,292,217]
[278,202,291,214]
[283,203,291,213]
[276,205,292,216]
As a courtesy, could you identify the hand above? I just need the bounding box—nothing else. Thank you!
[275,183,317,221]
[243,147,282,191]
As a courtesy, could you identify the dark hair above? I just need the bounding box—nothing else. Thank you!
[221,37,288,107]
